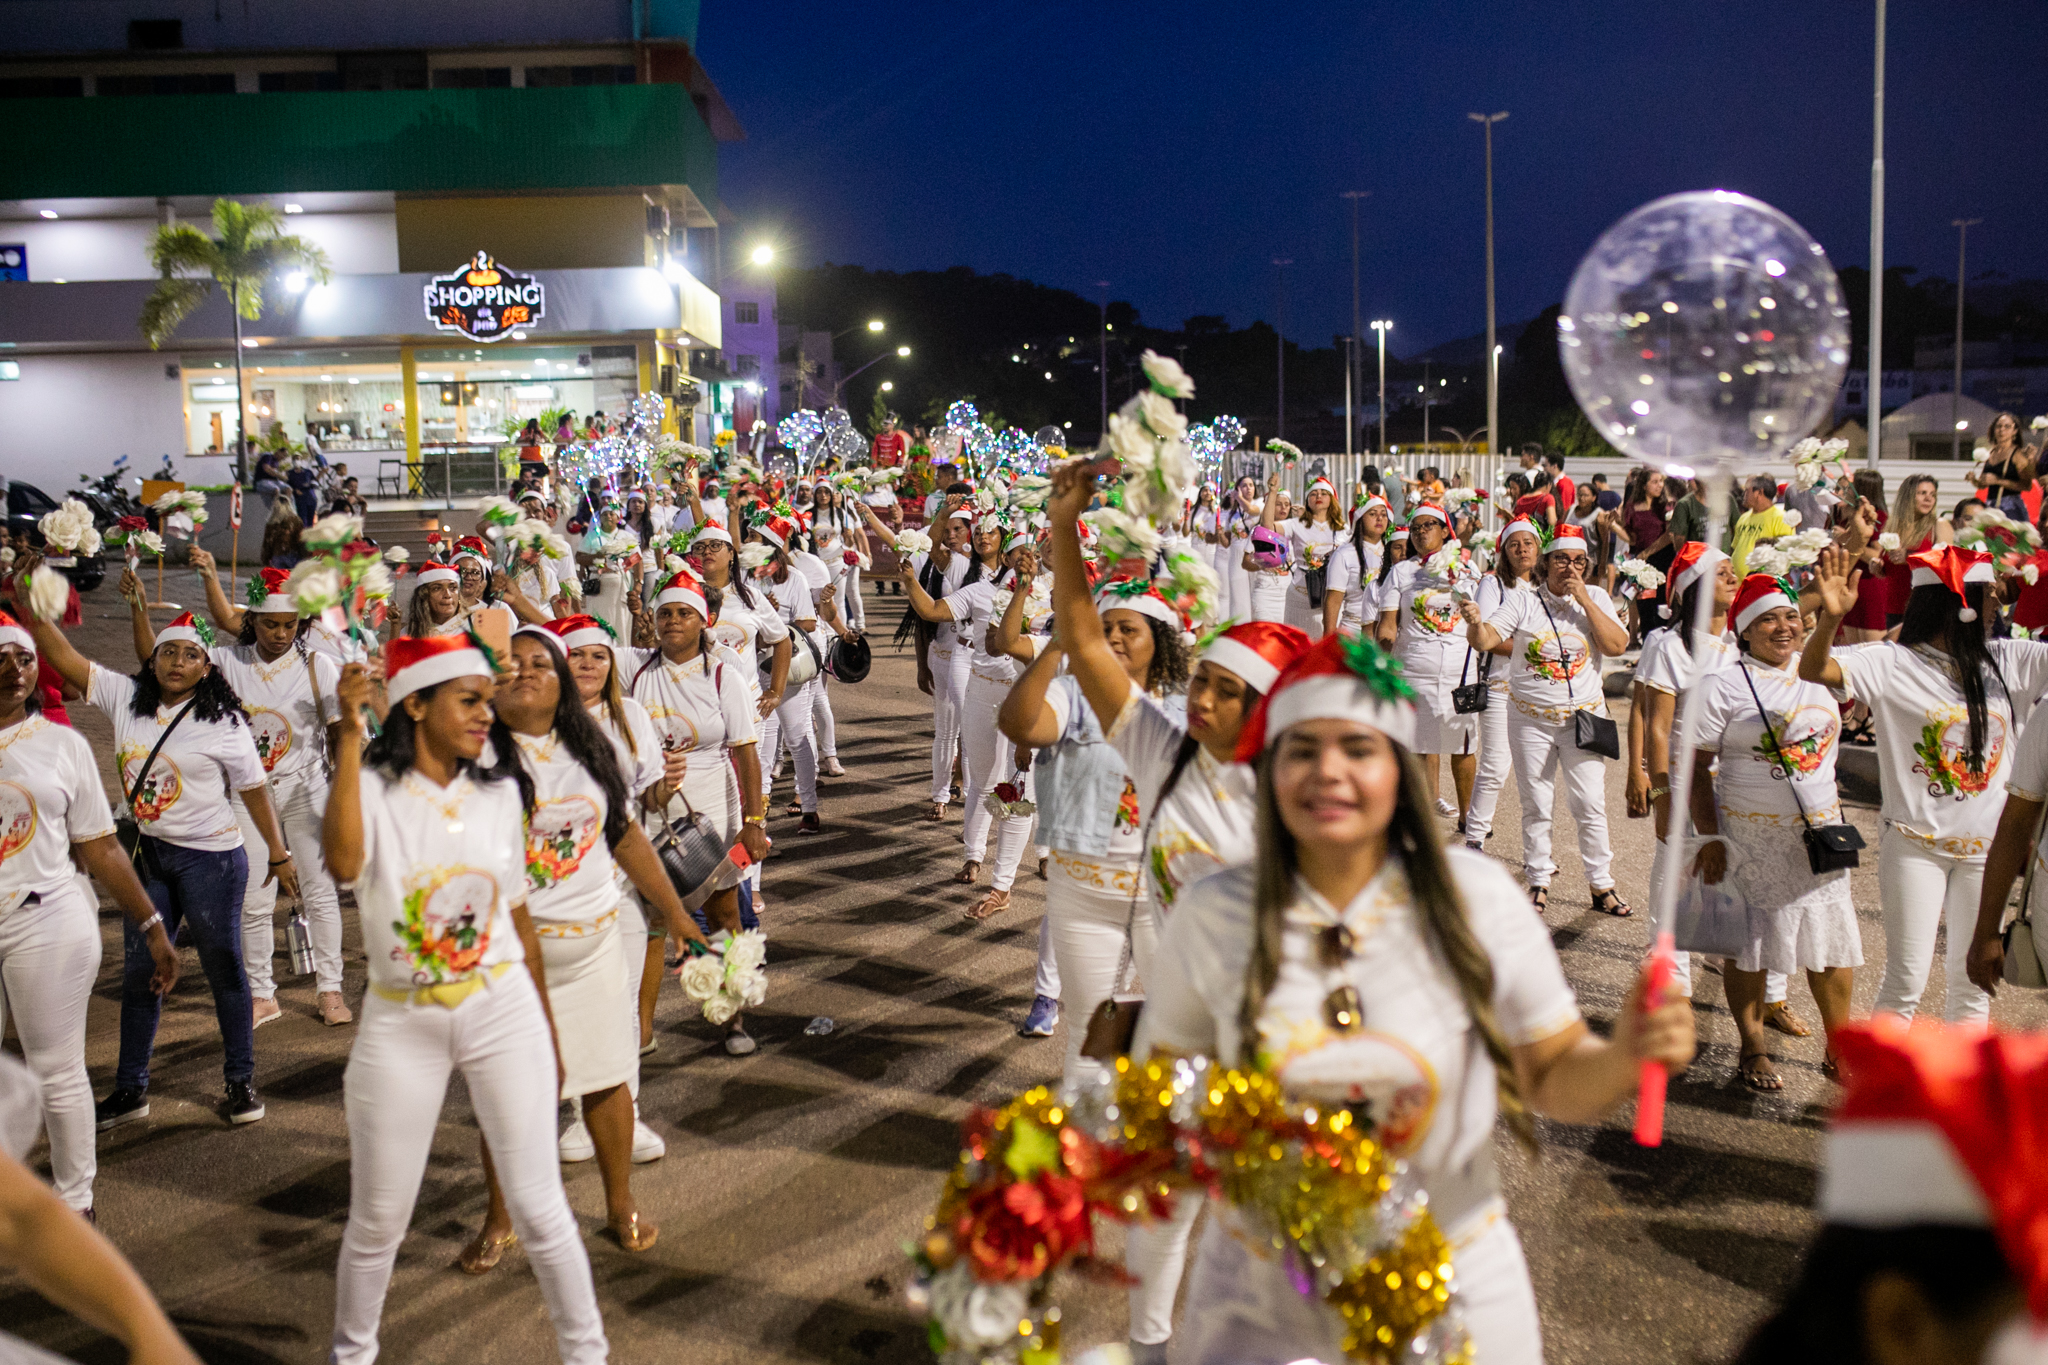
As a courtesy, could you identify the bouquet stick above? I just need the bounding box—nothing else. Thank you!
[228,518,241,601]
[150,550,179,610]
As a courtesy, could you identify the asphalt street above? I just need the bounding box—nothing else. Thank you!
[8,569,2047,1365]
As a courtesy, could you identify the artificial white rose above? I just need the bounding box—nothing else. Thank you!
[358,563,395,601]
[1789,437,1821,460]
[286,561,345,613]
[1781,508,1802,528]
[738,542,775,572]
[723,929,767,974]
[701,991,739,1026]
[678,954,725,1001]
[26,566,68,623]
[2032,416,2047,431]
[135,530,165,556]
[2027,565,2042,586]
[1107,410,1156,467]
[734,969,767,1009]
[384,545,411,564]
[1140,348,1195,399]
[304,513,364,549]
[927,1263,1031,1351]
[1876,532,1901,552]
[75,525,102,557]
[1135,390,1187,440]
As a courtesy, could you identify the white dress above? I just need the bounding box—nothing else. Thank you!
[1379,557,1483,754]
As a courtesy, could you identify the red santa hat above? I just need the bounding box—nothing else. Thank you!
[415,564,460,587]
[1499,518,1542,546]
[1406,502,1449,527]
[1234,632,1417,761]
[512,622,566,659]
[1200,621,1313,696]
[1910,544,1997,621]
[1546,524,1588,556]
[1668,541,1727,600]
[1730,573,1797,635]
[1823,1017,2048,1321]
[1095,575,1186,630]
[247,566,296,615]
[682,518,731,550]
[452,535,491,566]
[385,633,493,705]
[1305,476,1336,498]
[754,513,799,550]
[545,613,618,655]
[654,569,709,619]
[1388,527,1410,543]
[153,610,214,653]
[1354,494,1390,519]
[0,609,34,657]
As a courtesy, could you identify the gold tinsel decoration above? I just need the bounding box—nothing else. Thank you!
[1326,1209,1468,1365]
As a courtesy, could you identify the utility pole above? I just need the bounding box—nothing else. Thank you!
[1342,190,1369,450]
[1273,257,1292,440]
[1950,218,1982,460]
[1371,320,1391,455]
[1095,281,1110,442]
[1342,336,1354,458]
[1468,111,1508,458]
[1866,0,1886,467]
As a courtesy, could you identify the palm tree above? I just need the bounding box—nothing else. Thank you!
[140,199,332,474]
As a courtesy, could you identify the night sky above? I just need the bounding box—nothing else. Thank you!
[700,1,2046,358]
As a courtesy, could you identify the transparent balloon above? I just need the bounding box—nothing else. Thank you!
[1033,424,1065,449]
[945,400,978,433]
[821,406,853,434]
[829,426,866,463]
[1559,190,1849,474]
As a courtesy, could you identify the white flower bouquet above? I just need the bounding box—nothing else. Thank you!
[1140,349,1195,399]
[893,528,933,558]
[680,930,767,1025]
[1081,506,1163,564]
[1265,438,1303,464]
[737,542,776,574]
[37,498,100,556]
[25,565,70,624]
[1616,557,1666,591]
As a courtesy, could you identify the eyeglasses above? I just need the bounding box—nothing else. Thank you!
[1551,556,1590,570]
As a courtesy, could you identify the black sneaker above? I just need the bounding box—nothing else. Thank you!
[797,812,821,834]
[224,1082,266,1125]
[95,1088,149,1131]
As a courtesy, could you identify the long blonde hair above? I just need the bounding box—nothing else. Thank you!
[1240,743,1536,1150]
[1889,474,1940,563]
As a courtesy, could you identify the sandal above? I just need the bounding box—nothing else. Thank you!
[1739,1050,1783,1092]
[606,1211,659,1253]
[1763,1001,1813,1038]
[1528,886,1548,913]
[785,800,803,817]
[1820,1053,1843,1082]
[924,803,947,823]
[953,860,982,885]
[1037,857,1048,880]
[458,1227,519,1275]
[965,889,1011,921]
[1841,718,1876,747]
[1591,889,1634,918]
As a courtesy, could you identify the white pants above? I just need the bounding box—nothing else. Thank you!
[1031,914,1061,1000]
[1247,573,1288,624]
[1045,855,1152,1095]
[836,565,865,631]
[1224,543,1250,623]
[811,676,838,760]
[959,675,1036,887]
[332,967,606,1364]
[759,677,820,814]
[928,643,970,805]
[1463,687,1512,843]
[235,779,345,996]
[1876,827,1990,1023]
[0,881,101,1210]
[1128,1193,1204,1346]
[1507,710,1615,890]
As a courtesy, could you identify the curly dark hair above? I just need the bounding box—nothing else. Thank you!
[1144,616,1190,695]
[131,657,246,725]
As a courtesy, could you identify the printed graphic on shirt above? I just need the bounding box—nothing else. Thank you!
[1148,828,1218,913]
[117,745,182,823]
[1267,1022,1440,1158]
[1914,705,2005,799]
[248,707,293,773]
[1755,705,1839,777]
[391,866,498,984]
[1114,777,1140,832]
[1523,628,1590,683]
[526,795,602,890]
[1408,589,1462,634]
[0,782,36,862]
[709,621,749,655]
[646,707,702,753]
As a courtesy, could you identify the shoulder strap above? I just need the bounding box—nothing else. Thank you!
[1537,591,1577,704]
[302,643,334,779]
[1737,662,1817,833]
[128,698,198,812]
[629,649,663,693]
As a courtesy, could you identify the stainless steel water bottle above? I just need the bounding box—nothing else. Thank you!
[286,907,315,977]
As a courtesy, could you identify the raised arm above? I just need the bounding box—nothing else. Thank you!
[1046,466,1137,729]
[1797,545,1857,689]
[322,663,371,883]
[997,635,1067,748]
[1260,471,1281,531]
[897,564,953,623]
[187,548,247,636]
[988,575,1035,663]
[117,568,155,665]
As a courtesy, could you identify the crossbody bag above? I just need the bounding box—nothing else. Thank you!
[114,699,197,883]
[630,651,735,899]
[1537,593,1619,759]
[1738,662,1864,873]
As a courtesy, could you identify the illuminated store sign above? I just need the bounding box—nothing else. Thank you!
[423,251,545,342]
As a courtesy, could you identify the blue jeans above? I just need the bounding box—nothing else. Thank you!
[117,839,254,1090]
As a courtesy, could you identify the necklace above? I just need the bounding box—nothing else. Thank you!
[511,729,559,764]
[402,771,468,834]
[252,649,300,685]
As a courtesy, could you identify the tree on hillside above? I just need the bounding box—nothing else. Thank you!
[139,199,332,473]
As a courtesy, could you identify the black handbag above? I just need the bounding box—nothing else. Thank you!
[1538,593,1619,759]
[1451,647,1491,714]
[1739,662,1864,873]
[629,654,738,901]
[114,698,197,885]
[1305,564,1328,609]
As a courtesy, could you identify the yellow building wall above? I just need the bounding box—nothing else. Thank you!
[396,196,652,273]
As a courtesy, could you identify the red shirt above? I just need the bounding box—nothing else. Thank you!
[36,659,70,726]
[1553,475,1575,515]
[871,431,908,467]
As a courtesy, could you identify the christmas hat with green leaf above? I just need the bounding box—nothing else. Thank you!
[1233,632,1417,762]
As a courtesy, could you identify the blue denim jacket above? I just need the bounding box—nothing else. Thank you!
[1035,676,1186,857]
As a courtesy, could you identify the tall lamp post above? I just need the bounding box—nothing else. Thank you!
[1865,0,1886,467]
[1468,111,1508,458]
[1273,257,1293,440]
[1095,281,1110,441]
[1950,217,1982,460]
[1371,320,1392,455]
[1341,190,1369,450]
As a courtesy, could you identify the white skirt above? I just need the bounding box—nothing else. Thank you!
[1248,572,1288,624]
[1725,819,1863,975]
[534,918,634,1098]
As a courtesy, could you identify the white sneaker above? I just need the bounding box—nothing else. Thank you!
[558,1119,596,1163]
[632,1118,666,1163]
[1434,797,1457,817]
[724,1023,758,1056]
[821,757,846,777]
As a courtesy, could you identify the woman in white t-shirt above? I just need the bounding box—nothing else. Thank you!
[0,611,178,1215]
[26,605,293,1131]
[751,512,828,832]
[1461,518,1541,852]
[1278,476,1346,637]
[1244,475,1293,624]
[1132,633,1695,1365]
[458,626,712,1269]
[1219,477,1261,623]
[1374,502,1480,820]
[1691,575,1860,1091]
[1802,543,2048,1024]
[1461,523,1632,916]
[1320,495,1390,637]
[807,481,869,637]
[322,639,607,1365]
[620,571,772,1054]
[575,506,641,643]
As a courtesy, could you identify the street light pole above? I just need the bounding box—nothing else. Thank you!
[1866,0,1886,468]
[1468,111,1508,459]
[1273,257,1292,440]
[1950,217,1982,460]
[1371,320,1391,455]
[1341,190,1369,450]
[1342,336,1354,458]
[1095,281,1110,441]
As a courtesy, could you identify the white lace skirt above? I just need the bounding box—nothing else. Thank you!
[1724,818,1863,975]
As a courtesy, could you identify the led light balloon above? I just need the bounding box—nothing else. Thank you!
[1559,190,1849,473]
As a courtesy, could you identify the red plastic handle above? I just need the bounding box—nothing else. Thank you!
[1634,932,1676,1147]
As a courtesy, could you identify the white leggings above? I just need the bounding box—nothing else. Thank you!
[759,677,820,814]
[235,780,345,996]
[332,967,607,1364]
[1031,914,1061,1000]
[1876,826,1990,1023]
[1044,855,1153,1096]
[1507,710,1615,891]
[1463,687,1512,843]
[928,643,971,805]
[811,677,837,760]
[0,881,101,1210]
[958,674,1038,888]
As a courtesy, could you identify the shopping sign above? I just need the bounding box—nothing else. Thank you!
[229,483,243,528]
[423,252,545,343]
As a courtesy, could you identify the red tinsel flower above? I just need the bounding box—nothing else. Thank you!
[957,1172,1091,1282]
[117,515,148,532]
[994,782,1022,805]
[843,550,861,566]
[426,532,443,544]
